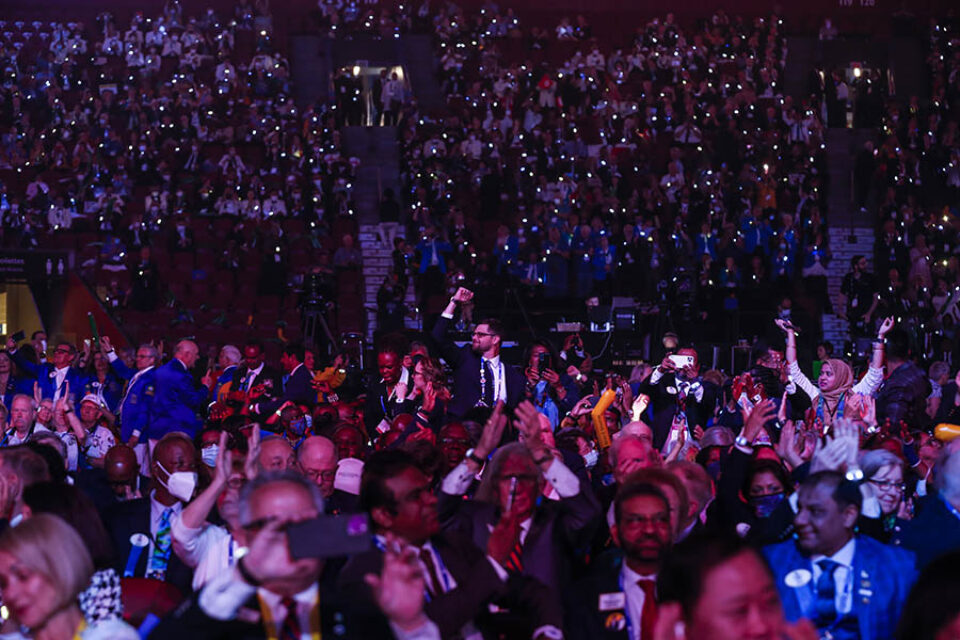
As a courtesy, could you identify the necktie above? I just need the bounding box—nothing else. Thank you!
[481,360,495,407]
[146,507,173,580]
[279,597,301,640]
[419,547,444,595]
[815,559,840,624]
[504,537,524,574]
[638,578,658,640]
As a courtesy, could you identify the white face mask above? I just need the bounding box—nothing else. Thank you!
[156,461,197,502]
[583,449,599,469]
[201,444,218,468]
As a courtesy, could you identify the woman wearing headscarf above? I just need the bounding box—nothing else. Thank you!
[777,316,894,429]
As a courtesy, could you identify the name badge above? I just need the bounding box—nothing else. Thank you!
[598,592,626,611]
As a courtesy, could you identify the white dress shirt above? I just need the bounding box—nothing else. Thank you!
[481,355,507,403]
[170,516,235,591]
[258,583,320,640]
[622,563,657,640]
[149,492,183,559]
[811,537,856,615]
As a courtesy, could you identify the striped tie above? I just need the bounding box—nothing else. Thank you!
[504,538,524,574]
[146,508,173,580]
[279,597,301,640]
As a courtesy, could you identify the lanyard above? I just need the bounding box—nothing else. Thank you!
[814,564,853,634]
[257,593,322,640]
[816,392,845,423]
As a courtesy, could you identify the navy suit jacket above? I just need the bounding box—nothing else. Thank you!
[893,494,960,569]
[257,364,315,415]
[149,359,207,439]
[763,536,915,640]
[566,551,631,640]
[430,314,526,417]
[11,350,88,402]
[104,497,193,597]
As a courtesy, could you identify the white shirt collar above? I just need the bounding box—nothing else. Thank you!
[258,582,319,610]
[483,354,501,368]
[248,363,265,377]
[621,561,657,585]
[812,536,856,568]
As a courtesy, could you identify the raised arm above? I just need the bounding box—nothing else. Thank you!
[776,319,819,401]
[431,287,473,367]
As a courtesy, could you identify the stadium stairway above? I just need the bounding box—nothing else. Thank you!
[820,128,878,348]
[358,224,418,344]
[342,126,401,224]
[823,226,875,349]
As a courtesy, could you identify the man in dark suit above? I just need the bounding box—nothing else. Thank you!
[568,482,674,640]
[104,433,198,597]
[338,449,563,639]
[875,329,931,430]
[439,402,601,617]
[149,470,441,639]
[639,347,718,449]
[894,440,960,568]
[431,287,526,417]
[252,343,315,416]
[6,336,88,404]
[764,471,916,640]
[231,339,283,419]
[363,335,409,435]
[150,340,210,441]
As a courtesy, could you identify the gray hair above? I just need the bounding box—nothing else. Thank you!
[860,449,904,481]
[474,442,541,505]
[929,361,951,383]
[138,343,160,362]
[609,434,652,468]
[238,471,325,526]
[10,394,37,411]
[220,345,242,366]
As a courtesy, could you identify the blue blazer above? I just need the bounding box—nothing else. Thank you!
[149,359,207,439]
[11,351,89,402]
[111,359,157,442]
[763,536,916,640]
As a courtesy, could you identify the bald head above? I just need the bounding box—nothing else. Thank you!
[610,435,661,485]
[298,436,337,498]
[619,421,654,445]
[105,444,140,498]
[175,340,200,368]
[259,436,297,473]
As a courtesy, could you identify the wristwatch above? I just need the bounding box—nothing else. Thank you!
[734,435,750,448]
[465,448,485,466]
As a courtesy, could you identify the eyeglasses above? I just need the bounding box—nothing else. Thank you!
[54,348,73,355]
[440,437,471,447]
[472,331,495,338]
[304,469,337,483]
[868,479,906,493]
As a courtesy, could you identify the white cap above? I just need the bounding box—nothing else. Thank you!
[334,458,364,496]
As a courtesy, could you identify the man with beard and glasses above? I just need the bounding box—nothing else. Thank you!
[569,482,673,639]
[432,287,526,416]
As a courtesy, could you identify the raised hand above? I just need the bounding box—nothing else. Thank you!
[877,316,895,338]
[213,431,233,487]
[100,335,113,353]
[486,506,522,566]
[740,397,776,443]
[244,427,261,481]
[632,393,651,421]
[514,400,547,455]
[364,534,428,631]
[451,287,473,304]
[474,400,507,460]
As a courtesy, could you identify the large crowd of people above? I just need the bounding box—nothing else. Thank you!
[0,0,958,639]
[0,282,956,638]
